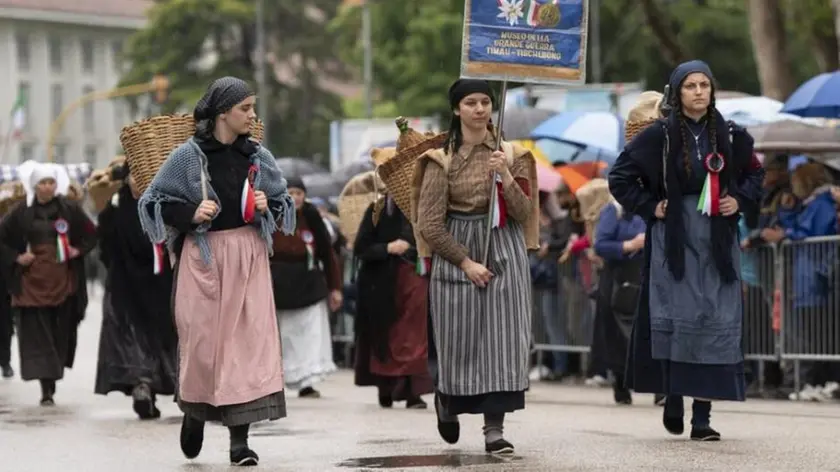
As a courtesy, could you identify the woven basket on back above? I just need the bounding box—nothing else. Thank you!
[624,118,657,144]
[0,181,25,216]
[337,171,377,246]
[378,118,446,218]
[86,156,127,212]
[120,114,264,194]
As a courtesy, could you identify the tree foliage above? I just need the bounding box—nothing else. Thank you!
[120,0,345,158]
[331,0,834,116]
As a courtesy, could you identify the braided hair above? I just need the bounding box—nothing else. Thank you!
[671,82,717,178]
[442,115,464,156]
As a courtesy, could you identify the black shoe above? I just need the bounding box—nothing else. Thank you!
[654,394,666,406]
[1,365,13,378]
[39,397,55,407]
[434,393,459,444]
[179,415,205,459]
[299,387,321,398]
[690,426,721,441]
[485,438,515,455]
[132,384,158,420]
[230,447,260,466]
[406,396,427,409]
[613,387,632,405]
[662,396,684,436]
[378,394,393,408]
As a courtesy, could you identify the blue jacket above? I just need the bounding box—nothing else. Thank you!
[593,204,646,262]
[783,190,837,308]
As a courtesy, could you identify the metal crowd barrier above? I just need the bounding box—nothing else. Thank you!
[778,236,840,395]
[530,235,840,393]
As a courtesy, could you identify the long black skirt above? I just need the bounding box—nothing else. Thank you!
[94,288,177,396]
[16,300,78,381]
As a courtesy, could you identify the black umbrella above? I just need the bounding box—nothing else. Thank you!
[275,157,327,178]
[496,107,557,140]
[747,120,840,153]
[301,173,344,200]
[333,159,375,186]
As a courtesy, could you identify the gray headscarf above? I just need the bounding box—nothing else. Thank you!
[194,76,255,121]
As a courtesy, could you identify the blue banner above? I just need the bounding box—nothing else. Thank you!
[461,0,588,85]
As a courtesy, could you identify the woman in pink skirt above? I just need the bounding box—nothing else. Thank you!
[139,77,296,466]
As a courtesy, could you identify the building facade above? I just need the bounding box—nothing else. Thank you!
[0,1,151,169]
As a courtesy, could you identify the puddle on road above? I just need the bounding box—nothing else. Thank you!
[358,438,411,446]
[336,453,523,469]
[249,423,316,437]
[0,402,74,429]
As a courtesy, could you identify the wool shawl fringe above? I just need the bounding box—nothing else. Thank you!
[138,138,295,265]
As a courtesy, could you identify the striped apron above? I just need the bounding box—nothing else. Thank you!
[429,212,531,396]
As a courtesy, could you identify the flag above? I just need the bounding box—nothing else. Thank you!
[10,89,26,139]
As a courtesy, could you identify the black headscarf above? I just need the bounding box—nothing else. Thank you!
[662,60,743,283]
[443,79,496,155]
[193,77,255,139]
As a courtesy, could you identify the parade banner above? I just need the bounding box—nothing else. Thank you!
[461,0,589,85]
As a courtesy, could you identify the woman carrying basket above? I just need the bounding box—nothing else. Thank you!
[609,61,764,440]
[138,77,296,466]
[412,79,539,454]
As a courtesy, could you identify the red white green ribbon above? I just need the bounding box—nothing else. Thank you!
[697,152,725,216]
[153,241,165,275]
[54,218,70,263]
[302,230,316,270]
[415,257,431,276]
[490,173,507,229]
[241,165,257,223]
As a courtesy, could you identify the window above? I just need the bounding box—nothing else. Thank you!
[51,84,64,120]
[19,144,33,163]
[48,36,62,72]
[16,81,31,132]
[84,144,98,163]
[53,144,67,164]
[81,39,95,73]
[82,85,95,133]
[15,33,30,71]
[112,40,124,71]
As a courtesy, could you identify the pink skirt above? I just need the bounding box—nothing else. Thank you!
[175,227,284,406]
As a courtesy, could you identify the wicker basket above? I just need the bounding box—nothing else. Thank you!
[395,116,428,150]
[624,118,657,144]
[86,156,128,212]
[0,181,25,216]
[119,114,264,194]
[337,171,377,246]
[378,131,447,219]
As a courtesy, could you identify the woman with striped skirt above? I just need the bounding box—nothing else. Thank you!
[411,79,539,454]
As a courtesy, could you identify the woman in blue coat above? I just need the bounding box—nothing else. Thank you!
[608,60,764,441]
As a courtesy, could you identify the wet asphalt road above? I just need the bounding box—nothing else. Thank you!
[1,286,840,471]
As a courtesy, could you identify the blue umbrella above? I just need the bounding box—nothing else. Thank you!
[529,111,624,155]
[533,138,618,167]
[781,71,840,118]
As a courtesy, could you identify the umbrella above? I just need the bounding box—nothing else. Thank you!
[533,138,618,167]
[301,173,344,200]
[746,120,840,153]
[497,107,557,139]
[529,111,624,154]
[333,159,375,186]
[716,96,805,126]
[781,71,840,118]
[275,157,327,178]
[513,140,592,194]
